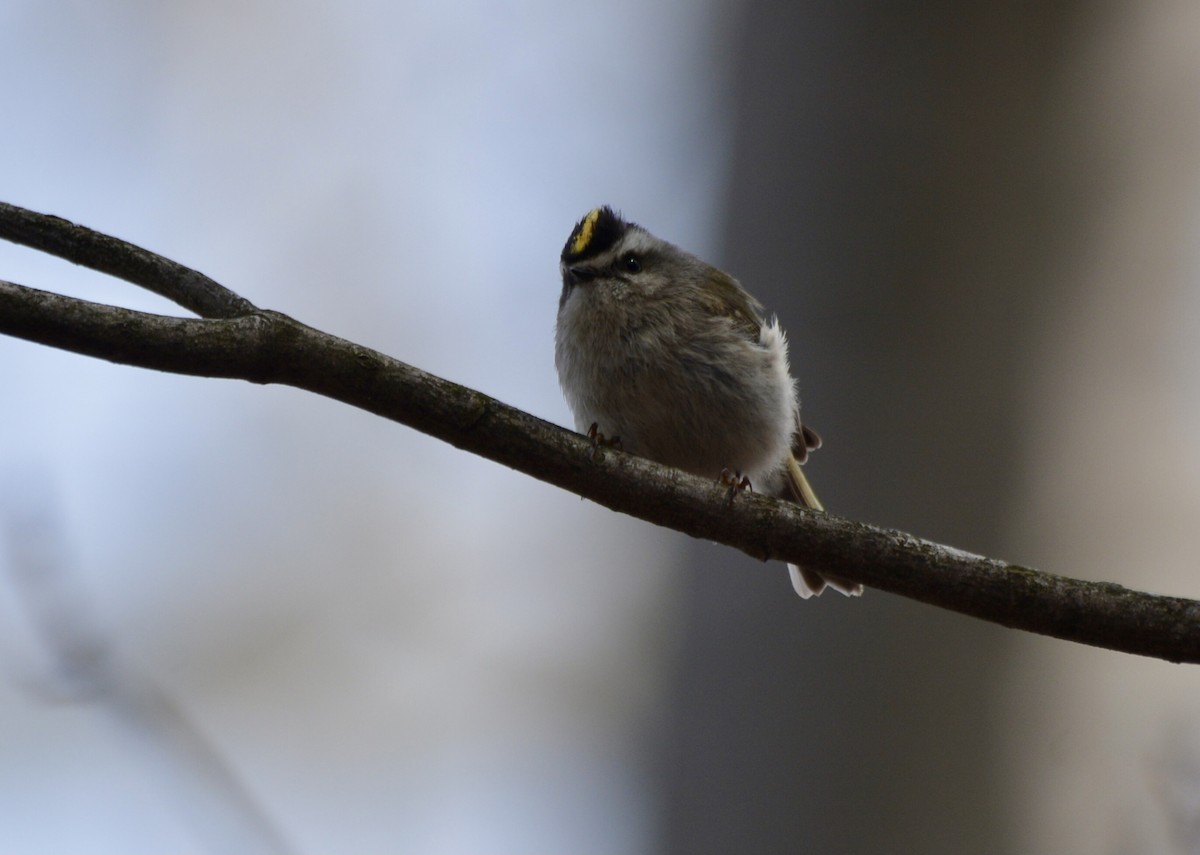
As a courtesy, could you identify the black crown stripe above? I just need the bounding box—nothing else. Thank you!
[561,205,627,262]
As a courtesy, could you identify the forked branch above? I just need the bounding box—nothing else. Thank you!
[2,201,1198,663]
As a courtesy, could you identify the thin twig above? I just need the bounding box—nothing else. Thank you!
[0,473,293,855]
[0,201,255,318]
[1,202,1198,663]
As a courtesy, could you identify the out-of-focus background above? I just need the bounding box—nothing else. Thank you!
[3,2,1200,853]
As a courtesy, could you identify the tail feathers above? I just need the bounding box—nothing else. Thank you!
[789,563,825,599]
[783,453,864,598]
[789,563,864,598]
[786,452,824,512]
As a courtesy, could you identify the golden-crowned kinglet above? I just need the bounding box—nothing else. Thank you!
[554,206,862,599]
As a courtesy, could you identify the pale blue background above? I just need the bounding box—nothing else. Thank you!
[0,2,735,851]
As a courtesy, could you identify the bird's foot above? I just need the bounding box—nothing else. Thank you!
[719,468,752,506]
[586,422,622,461]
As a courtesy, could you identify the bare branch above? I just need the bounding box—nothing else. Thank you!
[0,280,276,377]
[2,202,1199,664]
[0,201,255,318]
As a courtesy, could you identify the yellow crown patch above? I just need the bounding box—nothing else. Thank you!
[570,208,603,256]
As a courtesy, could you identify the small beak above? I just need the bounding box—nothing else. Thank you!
[566,265,599,286]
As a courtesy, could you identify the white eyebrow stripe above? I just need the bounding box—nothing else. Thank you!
[621,230,658,255]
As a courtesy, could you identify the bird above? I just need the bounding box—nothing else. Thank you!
[554,205,862,598]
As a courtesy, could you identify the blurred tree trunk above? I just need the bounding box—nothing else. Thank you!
[1000,6,1200,853]
[660,5,1084,853]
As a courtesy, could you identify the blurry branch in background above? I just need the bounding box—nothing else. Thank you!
[1,201,1199,665]
[0,472,293,855]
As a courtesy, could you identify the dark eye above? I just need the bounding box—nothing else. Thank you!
[621,253,641,273]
